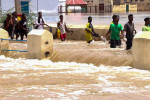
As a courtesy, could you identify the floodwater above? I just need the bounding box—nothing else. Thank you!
[1,12,150,99]
[0,40,150,99]
[43,12,150,32]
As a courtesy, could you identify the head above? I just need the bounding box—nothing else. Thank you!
[12,11,17,17]
[88,16,92,23]
[128,14,133,22]
[59,15,63,21]
[6,14,11,20]
[21,13,26,20]
[144,17,150,25]
[38,11,42,18]
[112,15,119,23]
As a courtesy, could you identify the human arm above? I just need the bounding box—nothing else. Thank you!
[65,23,73,34]
[120,25,126,42]
[85,23,94,35]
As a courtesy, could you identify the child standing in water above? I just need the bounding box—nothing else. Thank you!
[104,15,125,48]
[85,16,100,44]
[124,14,136,50]
[57,15,73,41]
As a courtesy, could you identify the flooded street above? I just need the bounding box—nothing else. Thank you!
[44,12,150,32]
[0,40,150,100]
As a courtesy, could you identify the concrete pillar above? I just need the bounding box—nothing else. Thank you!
[15,0,21,14]
[0,29,9,55]
[27,29,53,60]
[132,31,150,70]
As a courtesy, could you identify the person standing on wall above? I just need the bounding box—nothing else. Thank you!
[34,11,45,29]
[12,11,20,40]
[3,14,13,39]
[104,15,125,48]
[142,17,150,31]
[124,14,136,50]
[34,11,52,31]
[20,14,28,40]
[57,15,73,41]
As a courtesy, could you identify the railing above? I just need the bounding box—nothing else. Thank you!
[1,38,28,52]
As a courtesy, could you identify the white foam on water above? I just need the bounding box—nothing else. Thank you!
[1,55,150,98]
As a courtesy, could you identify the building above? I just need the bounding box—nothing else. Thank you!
[65,0,87,13]
[84,0,113,13]
[58,0,66,13]
[113,0,150,11]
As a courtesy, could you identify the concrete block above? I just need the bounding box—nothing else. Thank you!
[0,28,9,55]
[27,29,53,60]
[132,31,150,70]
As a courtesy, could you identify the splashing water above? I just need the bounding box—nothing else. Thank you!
[0,55,150,99]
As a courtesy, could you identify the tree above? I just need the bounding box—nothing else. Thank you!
[14,0,21,13]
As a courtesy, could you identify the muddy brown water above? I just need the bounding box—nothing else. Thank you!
[0,40,150,100]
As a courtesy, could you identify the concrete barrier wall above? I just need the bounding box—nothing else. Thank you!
[45,24,109,41]
[137,2,150,11]
[113,4,137,12]
[0,28,9,55]
[27,29,53,60]
[132,31,150,70]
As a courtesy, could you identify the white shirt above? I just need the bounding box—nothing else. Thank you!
[59,22,66,34]
[35,17,45,29]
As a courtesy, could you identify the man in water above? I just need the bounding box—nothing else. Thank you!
[3,14,13,39]
[57,15,73,41]
[104,15,124,48]
[85,16,100,44]
[142,17,150,31]
[124,14,136,50]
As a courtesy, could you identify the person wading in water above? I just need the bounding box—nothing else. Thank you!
[123,14,136,50]
[57,15,73,41]
[85,16,101,44]
[104,15,125,48]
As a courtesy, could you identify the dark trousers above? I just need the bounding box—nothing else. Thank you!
[13,30,20,40]
[126,38,133,50]
[110,40,121,48]
[20,30,27,40]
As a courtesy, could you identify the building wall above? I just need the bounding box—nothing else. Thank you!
[137,1,150,11]
[84,0,113,13]
[113,4,137,12]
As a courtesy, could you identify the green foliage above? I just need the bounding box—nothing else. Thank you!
[26,11,37,31]
[0,7,15,23]
[0,7,37,31]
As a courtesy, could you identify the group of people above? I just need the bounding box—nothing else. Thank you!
[2,11,150,50]
[2,11,50,40]
[3,12,28,40]
[85,14,150,50]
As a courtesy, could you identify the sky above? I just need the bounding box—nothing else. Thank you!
[1,0,59,13]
